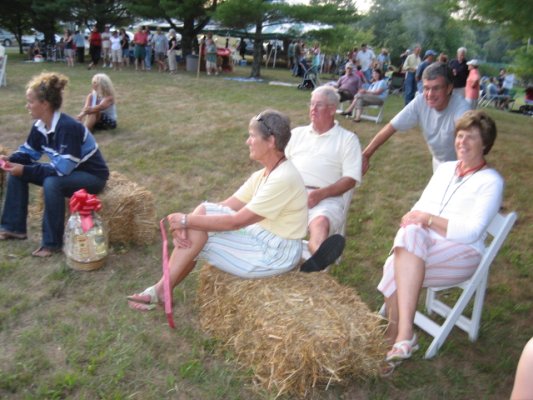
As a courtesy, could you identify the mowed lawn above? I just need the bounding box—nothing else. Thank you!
[1,52,533,399]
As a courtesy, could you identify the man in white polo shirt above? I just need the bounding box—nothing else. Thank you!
[286,86,362,272]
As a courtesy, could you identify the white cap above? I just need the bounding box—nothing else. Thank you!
[467,59,480,66]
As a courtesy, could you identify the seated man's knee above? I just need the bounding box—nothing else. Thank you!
[309,215,330,232]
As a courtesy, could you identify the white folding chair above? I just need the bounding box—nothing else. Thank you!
[0,54,7,87]
[301,188,354,264]
[358,103,385,124]
[380,211,517,359]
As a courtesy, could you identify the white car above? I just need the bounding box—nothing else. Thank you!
[21,31,61,47]
[0,28,16,47]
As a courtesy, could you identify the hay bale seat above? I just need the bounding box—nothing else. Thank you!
[31,171,157,246]
[198,264,387,398]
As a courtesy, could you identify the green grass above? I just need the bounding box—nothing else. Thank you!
[1,50,533,399]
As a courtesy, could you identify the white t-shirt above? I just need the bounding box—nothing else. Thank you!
[110,36,121,51]
[285,122,362,188]
[391,93,470,163]
[233,160,308,239]
[356,49,375,72]
[101,32,111,48]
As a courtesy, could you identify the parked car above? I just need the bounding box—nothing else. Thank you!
[21,30,61,47]
[0,28,16,47]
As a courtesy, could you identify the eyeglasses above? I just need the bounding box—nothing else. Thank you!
[308,102,332,109]
[255,114,274,136]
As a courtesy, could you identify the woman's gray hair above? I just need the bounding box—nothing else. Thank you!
[422,62,454,86]
[250,109,292,152]
[311,85,340,107]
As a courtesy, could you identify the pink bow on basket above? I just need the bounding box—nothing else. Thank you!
[69,189,102,232]
[160,218,175,329]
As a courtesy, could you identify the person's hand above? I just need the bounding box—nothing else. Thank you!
[167,213,191,248]
[1,161,23,177]
[400,211,430,228]
[307,189,325,209]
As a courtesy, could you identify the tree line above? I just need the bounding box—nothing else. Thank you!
[0,0,530,80]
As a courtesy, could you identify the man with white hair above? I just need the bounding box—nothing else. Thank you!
[286,86,362,272]
[449,47,468,97]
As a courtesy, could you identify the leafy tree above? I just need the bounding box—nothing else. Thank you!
[464,0,533,81]
[73,0,132,32]
[0,0,33,54]
[126,0,217,60]
[465,0,533,40]
[358,0,473,67]
[216,0,359,78]
[31,0,76,44]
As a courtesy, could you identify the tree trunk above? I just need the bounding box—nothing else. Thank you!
[250,19,263,78]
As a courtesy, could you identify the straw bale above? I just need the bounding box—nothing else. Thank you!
[97,171,157,245]
[198,264,387,398]
[30,171,157,246]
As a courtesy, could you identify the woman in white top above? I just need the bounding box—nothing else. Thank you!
[378,110,503,370]
[128,109,308,312]
[76,73,117,131]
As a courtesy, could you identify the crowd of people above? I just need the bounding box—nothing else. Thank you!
[25,25,182,74]
[0,35,527,389]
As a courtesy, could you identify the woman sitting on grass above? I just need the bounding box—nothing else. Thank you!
[76,73,117,131]
[378,110,504,373]
[0,72,109,257]
[128,109,308,311]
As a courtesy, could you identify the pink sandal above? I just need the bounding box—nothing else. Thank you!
[386,333,419,362]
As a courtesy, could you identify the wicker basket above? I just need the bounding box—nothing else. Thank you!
[66,256,107,271]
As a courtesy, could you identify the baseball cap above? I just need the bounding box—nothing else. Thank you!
[424,50,437,58]
[467,59,480,66]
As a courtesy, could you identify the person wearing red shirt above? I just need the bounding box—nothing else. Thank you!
[88,26,102,69]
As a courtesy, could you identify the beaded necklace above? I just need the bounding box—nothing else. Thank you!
[438,161,486,215]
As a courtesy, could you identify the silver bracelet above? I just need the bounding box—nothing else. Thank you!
[180,214,188,228]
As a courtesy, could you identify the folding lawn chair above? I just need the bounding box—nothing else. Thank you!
[0,55,7,87]
[380,211,517,359]
[297,61,320,90]
[388,72,404,95]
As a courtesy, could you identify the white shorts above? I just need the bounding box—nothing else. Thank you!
[197,202,303,278]
[308,191,344,235]
[377,224,482,298]
[111,49,122,62]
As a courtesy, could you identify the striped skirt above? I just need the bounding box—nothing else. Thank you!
[377,224,482,298]
[197,202,303,278]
